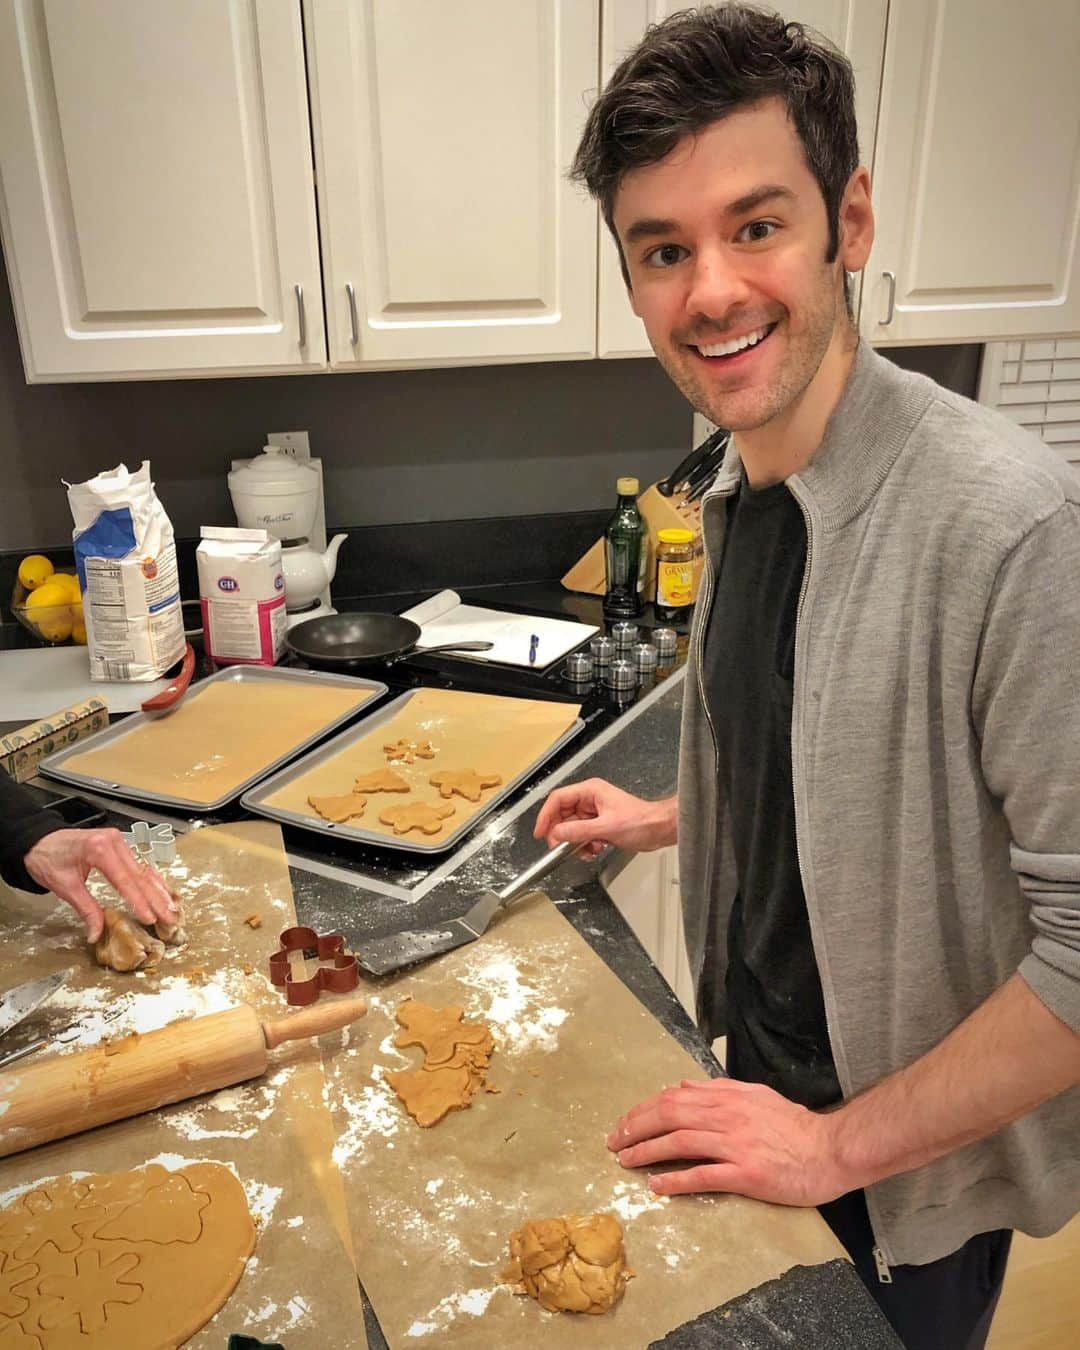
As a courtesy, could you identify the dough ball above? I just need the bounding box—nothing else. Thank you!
[502,1212,632,1315]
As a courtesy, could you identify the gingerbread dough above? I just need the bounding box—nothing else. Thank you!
[502,1213,632,1315]
[93,909,164,973]
[308,792,368,823]
[386,1000,495,1126]
[353,768,410,794]
[378,801,455,837]
[0,1162,254,1348]
[429,769,503,801]
[384,738,436,763]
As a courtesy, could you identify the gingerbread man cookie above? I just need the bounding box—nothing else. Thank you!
[429,769,503,802]
[379,801,456,836]
[384,738,437,764]
[353,768,410,794]
[308,792,367,823]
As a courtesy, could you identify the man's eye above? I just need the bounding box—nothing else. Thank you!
[741,220,777,242]
[644,243,688,268]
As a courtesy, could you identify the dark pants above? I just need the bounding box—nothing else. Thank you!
[819,1189,1013,1350]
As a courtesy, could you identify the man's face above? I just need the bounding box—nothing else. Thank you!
[613,98,852,434]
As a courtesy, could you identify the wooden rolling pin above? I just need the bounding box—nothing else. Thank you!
[0,997,366,1158]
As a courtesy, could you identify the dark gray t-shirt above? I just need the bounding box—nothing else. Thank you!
[704,481,841,1109]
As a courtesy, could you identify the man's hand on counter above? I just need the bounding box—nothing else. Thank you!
[606,1075,848,1206]
[23,828,178,943]
[534,780,678,859]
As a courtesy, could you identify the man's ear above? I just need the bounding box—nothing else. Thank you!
[838,165,874,273]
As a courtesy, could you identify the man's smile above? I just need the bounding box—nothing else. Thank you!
[686,321,778,366]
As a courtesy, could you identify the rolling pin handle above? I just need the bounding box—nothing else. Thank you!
[261,997,367,1050]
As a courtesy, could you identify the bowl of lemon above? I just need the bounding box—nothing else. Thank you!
[11,554,87,645]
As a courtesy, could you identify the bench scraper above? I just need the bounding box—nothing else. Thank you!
[356,840,586,977]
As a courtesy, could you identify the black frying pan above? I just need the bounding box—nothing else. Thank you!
[286,612,493,671]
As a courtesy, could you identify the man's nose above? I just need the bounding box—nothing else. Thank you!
[684,247,751,325]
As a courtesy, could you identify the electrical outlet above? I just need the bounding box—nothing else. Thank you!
[267,430,311,460]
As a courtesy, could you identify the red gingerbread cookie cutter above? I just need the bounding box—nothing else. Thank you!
[268,926,359,1006]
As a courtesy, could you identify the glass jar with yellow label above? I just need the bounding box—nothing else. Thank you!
[654,527,695,623]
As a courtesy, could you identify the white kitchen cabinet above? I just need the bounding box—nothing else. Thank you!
[603,845,696,1019]
[597,0,889,359]
[306,0,599,369]
[866,0,1080,345]
[0,0,326,382]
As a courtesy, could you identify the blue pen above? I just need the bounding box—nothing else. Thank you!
[529,633,539,665]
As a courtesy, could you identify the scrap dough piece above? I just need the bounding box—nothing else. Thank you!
[0,1162,254,1349]
[378,801,455,836]
[93,908,165,973]
[429,768,503,802]
[308,792,368,823]
[386,1000,495,1126]
[384,738,436,763]
[502,1213,632,1315]
[353,768,411,794]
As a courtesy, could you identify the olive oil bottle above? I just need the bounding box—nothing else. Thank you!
[602,476,647,619]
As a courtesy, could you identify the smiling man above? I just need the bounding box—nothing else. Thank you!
[535,7,1080,1349]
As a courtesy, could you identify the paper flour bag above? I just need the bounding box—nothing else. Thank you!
[66,461,186,681]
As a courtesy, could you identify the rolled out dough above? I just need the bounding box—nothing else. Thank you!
[386,1000,495,1127]
[502,1213,632,1315]
[0,1162,254,1348]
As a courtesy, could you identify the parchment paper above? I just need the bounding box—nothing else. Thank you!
[0,820,366,1348]
[57,678,375,804]
[263,687,581,845]
[324,893,846,1348]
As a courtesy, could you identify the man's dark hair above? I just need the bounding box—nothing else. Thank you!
[572,4,859,288]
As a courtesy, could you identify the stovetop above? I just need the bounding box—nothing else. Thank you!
[277,608,689,898]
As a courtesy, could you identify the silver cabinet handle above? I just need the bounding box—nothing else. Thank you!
[345,283,359,346]
[294,284,306,347]
[881,270,896,326]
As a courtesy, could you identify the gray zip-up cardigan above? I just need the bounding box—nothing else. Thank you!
[677,342,1080,1267]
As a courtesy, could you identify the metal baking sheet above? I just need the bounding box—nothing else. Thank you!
[240,689,584,853]
[38,665,388,813]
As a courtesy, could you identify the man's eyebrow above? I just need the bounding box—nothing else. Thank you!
[621,185,796,245]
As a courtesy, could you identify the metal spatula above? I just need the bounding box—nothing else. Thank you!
[355,840,586,977]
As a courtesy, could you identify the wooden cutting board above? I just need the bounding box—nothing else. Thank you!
[323,892,846,1348]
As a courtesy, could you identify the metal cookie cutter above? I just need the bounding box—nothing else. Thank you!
[269,927,360,1006]
[121,820,177,866]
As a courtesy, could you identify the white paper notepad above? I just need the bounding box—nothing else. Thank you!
[400,590,597,668]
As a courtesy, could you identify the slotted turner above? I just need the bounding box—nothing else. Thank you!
[355,840,587,976]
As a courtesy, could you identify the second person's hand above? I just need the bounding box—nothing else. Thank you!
[533,779,678,858]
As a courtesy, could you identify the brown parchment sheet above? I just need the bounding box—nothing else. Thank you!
[0,820,366,1348]
[58,678,375,804]
[324,892,846,1348]
[264,687,581,844]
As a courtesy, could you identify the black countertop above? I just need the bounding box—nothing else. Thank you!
[4,582,901,1348]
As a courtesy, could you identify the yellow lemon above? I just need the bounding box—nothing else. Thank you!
[52,572,82,602]
[25,580,69,611]
[17,554,54,590]
[71,618,88,645]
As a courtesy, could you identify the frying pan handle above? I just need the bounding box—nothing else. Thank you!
[496,840,589,907]
[140,643,196,714]
[390,639,494,663]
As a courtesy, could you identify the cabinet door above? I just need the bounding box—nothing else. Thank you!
[603,845,696,1020]
[0,0,325,381]
[598,0,888,359]
[308,0,598,369]
[867,0,1080,345]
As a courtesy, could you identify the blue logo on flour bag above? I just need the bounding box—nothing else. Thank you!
[72,506,136,590]
[218,576,240,593]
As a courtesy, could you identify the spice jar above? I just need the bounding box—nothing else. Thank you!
[654,528,695,623]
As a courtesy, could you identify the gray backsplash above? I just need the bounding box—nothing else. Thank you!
[0,250,980,553]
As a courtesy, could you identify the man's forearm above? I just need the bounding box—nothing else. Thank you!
[827,972,1080,1191]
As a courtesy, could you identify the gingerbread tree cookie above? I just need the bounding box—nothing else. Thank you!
[429,769,503,802]
[378,801,455,836]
